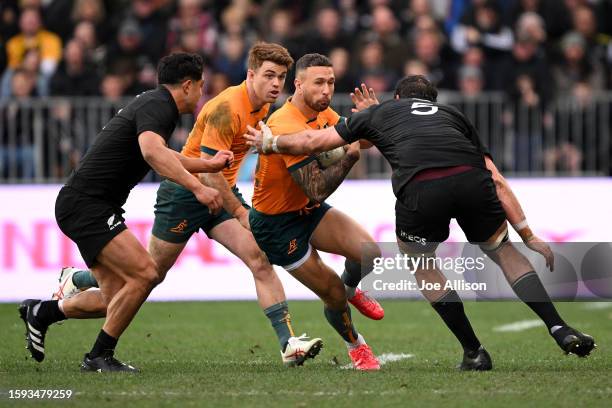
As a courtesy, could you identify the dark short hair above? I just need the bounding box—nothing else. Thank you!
[394,75,438,102]
[295,53,332,74]
[157,53,204,85]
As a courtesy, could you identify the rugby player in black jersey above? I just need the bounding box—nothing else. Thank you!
[245,75,596,370]
[19,53,233,372]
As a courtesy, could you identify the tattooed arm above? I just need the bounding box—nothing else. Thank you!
[290,142,360,203]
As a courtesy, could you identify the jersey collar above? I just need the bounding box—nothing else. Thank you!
[286,97,319,124]
[157,85,179,118]
[240,81,266,115]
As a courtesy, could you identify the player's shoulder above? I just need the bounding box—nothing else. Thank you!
[201,84,246,116]
[125,87,175,116]
[266,100,299,126]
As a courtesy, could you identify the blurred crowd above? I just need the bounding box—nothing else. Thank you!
[1,0,611,102]
[1,0,611,179]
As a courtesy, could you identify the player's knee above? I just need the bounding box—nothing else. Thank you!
[133,258,159,288]
[247,250,273,280]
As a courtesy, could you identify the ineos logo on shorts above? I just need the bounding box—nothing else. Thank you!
[107,215,122,231]
[399,230,427,245]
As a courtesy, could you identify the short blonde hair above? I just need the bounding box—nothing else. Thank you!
[247,42,294,71]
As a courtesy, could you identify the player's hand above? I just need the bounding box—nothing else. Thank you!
[194,185,223,215]
[245,121,272,154]
[346,141,361,160]
[208,150,234,172]
[351,83,379,112]
[525,235,555,271]
[234,207,251,231]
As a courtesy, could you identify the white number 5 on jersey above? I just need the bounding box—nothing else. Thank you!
[411,101,438,115]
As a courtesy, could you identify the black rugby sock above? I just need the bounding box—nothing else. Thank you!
[431,290,481,353]
[34,300,66,326]
[89,330,118,358]
[511,271,565,330]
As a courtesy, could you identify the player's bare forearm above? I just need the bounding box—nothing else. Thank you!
[172,150,233,173]
[245,123,345,155]
[485,156,525,224]
[485,156,535,239]
[291,153,358,203]
[139,132,202,193]
[199,153,244,216]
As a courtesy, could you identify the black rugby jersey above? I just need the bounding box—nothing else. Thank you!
[66,86,179,206]
[335,98,490,198]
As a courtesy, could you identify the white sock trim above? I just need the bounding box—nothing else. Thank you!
[345,333,366,350]
[550,325,564,334]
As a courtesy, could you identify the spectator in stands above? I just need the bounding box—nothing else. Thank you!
[458,65,484,97]
[571,4,609,71]
[220,5,257,46]
[71,0,109,45]
[5,7,62,81]
[99,73,126,101]
[105,19,149,77]
[166,0,217,59]
[131,0,170,63]
[73,21,106,68]
[302,7,351,56]
[451,0,513,77]
[0,48,49,99]
[359,5,411,74]
[403,58,430,78]
[357,40,397,93]
[552,31,605,102]
[413,28,455,89]
[500,35,551,107]
[338,0,360,35]
[0,68,37,179]
[329,47,358,93]
[515,12,547,46]
[213,34,247,85]
[50,40,100,96]
[400,0,444,36]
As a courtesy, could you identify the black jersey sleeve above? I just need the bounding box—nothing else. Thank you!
[135,101,174,140]
[334,107,377,143]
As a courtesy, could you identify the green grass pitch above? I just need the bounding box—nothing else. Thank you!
[1,300,610,407]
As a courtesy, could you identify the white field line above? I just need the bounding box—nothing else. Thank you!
[493,319,544,332]
[340,352,414,369]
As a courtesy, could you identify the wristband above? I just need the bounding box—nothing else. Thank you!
[272,136,280,153]
[512,219,528,231]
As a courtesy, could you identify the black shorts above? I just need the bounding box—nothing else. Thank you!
[396,167,506,251]
[55,186,127,268]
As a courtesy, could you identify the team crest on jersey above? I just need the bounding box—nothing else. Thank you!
[287,239,298,255]
[170,219,189,233]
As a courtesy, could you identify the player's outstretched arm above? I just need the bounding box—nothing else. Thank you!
[199,151,251,230]
[485,155,554,270]
[290,142,360,203]
[172,150,234,173]
[245,122,346,156]
[138,131,223,214]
